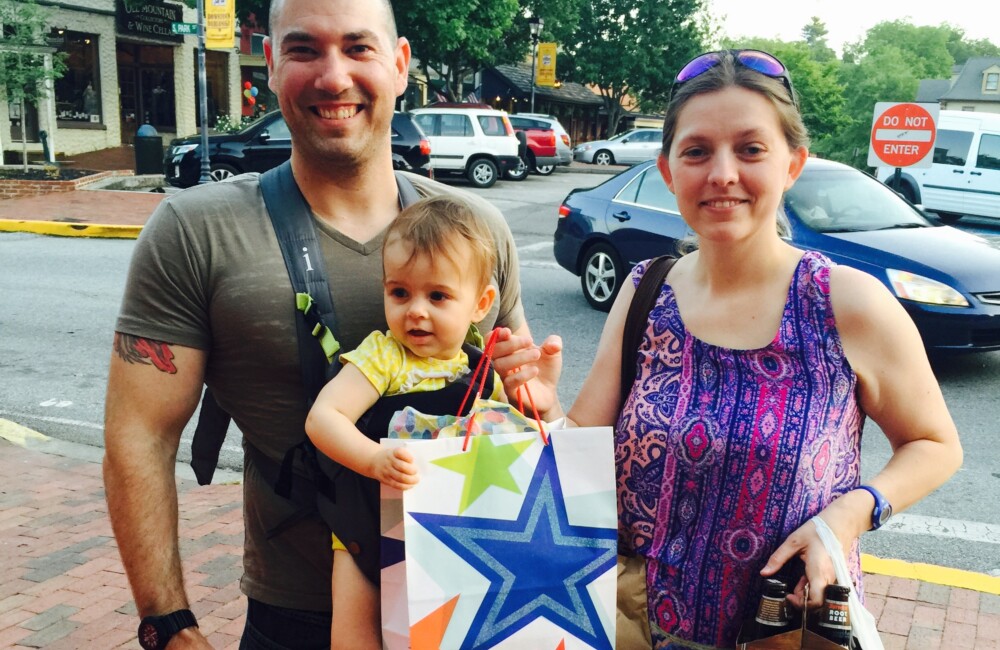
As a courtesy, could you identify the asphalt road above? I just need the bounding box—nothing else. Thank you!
[1,169,999,575]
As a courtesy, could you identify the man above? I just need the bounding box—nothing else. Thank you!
[103,0,559,647]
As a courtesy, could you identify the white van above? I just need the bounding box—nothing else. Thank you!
[876,110,1000,223]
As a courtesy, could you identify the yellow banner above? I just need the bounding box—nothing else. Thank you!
[205,0,235,50]
[536,42,557,87]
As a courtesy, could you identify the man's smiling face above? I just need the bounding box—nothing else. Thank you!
[264,0,409,173]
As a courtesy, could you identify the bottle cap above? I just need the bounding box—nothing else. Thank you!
[824,584,850,601]
[762,578,788,597]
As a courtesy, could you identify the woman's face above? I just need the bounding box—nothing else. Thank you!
[657,85,807,246]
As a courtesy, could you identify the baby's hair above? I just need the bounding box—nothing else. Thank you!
[383,195,497,290]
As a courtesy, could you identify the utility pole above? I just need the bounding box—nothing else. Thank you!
[196,0,212,184]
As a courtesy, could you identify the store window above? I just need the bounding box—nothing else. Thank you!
[52,31,102,126]
[195,50,227,126]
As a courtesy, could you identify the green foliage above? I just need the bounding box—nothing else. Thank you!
[213,113,256,133]
[396,0,520,100]
[562,0,709,134]
[801,17,836,63]
[0,0,67,106]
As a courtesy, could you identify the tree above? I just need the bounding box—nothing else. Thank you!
[801,17,836,63]
[562,0,709,135]
[0,0,67,169]
[395,0,520,101]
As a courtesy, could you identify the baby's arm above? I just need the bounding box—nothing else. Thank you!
[305,363,419,490]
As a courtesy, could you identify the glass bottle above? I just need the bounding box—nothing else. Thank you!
[815,584,852,648]
[750,578,793,639]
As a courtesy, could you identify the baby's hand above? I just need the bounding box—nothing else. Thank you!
[371,446,420,490]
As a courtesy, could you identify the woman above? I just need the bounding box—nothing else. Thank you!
[562,50,962,648]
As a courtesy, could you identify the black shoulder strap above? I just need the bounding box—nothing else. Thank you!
[619,256,677,411]
[260,160,340,405]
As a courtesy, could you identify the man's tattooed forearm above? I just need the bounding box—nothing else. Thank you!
[114,333,178,374]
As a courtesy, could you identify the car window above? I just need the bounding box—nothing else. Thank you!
[626,131,648,142]
[477,115,506,136]
[976,133,1000,171]
[413,113,436,135]
[786,170,929,232]
[932,129,974,166]
[634,169,678,211]
[614,167,677,212]
[441,114,473,137]
[265,117,291,140]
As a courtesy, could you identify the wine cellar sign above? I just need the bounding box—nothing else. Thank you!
[116,0,183,43]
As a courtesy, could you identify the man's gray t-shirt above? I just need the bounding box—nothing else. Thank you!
[115,171,525,610]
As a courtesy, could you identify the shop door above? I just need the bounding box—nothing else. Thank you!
[118,64,139,144]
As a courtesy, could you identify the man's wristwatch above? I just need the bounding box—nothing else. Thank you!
[137,609,198,650]
[856,484,892,530]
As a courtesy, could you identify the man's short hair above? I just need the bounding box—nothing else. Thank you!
[269,0,398,44]
[383,196,497,291]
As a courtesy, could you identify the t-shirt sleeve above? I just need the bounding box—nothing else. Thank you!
[115,199,211,349]
[339,331,402,396]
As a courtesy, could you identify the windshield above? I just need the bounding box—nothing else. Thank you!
[785,169,933,233]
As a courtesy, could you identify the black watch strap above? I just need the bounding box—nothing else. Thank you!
[138,609,197,650]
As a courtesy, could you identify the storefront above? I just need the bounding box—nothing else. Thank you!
[1,0,240,162]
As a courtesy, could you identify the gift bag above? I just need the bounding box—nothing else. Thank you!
[381,426,618,650]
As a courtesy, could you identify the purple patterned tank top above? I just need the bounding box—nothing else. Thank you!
[617,251,864,648]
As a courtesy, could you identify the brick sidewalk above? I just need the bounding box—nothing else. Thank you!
[1,437,998,649]
[0,440,245,649]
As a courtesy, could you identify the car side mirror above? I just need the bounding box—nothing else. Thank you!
[621,138,630,143]
[258,130,271,143]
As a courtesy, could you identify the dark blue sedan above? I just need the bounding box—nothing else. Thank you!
[553,158,1000,353]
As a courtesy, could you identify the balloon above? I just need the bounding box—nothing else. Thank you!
[250,86,258,97]
[244,81,251,90]
[248,96,256,106]
[244,89,252,99]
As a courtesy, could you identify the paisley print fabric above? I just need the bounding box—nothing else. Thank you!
[616,251,865,648]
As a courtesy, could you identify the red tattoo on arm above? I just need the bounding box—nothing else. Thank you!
[114,333,179,374]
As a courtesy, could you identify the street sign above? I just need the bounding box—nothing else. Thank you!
[867,102,938,168]
[171,22,199,35]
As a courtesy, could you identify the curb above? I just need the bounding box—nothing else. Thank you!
[0,219,142,239]
[0,418,242,485]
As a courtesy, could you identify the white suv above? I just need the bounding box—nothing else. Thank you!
[409,106,522,188]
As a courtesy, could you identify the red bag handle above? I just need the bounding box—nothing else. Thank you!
[459,328,548,451]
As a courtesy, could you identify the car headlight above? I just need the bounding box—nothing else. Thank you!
[171,144,198,156]
[886,269,969,306]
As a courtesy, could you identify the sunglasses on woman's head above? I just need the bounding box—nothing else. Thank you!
[669,49,797,107]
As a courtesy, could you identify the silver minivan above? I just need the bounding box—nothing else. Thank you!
[877,110,1000,223]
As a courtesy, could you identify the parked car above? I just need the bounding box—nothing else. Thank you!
[876,110,1000,223]
[554,157,1000,353]
[572,128,663,165]
[508,115,562,175]
[516,112,573,169]
[409,105,521,188]
[163,111,431,188]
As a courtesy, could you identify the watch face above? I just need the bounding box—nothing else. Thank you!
[878,505,892,526]
[138,621,159,650]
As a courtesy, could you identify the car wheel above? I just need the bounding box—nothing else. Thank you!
[505,157,529,181]
[898,183,917,205]
[594,150,614,165]
[936,212,963,224]
[466,158,498,188]
[580,243,622,312]
[210,163,240,182]
[534,162,555,176]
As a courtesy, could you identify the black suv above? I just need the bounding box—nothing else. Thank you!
[164,111,432,188]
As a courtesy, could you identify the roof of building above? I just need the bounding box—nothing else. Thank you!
[489,63,604,106]
[939,57,1000,101]
[916,79,952,103]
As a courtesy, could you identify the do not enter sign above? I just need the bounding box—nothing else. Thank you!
[867,102,938,168]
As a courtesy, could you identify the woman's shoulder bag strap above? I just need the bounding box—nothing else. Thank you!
[619,256,677,412]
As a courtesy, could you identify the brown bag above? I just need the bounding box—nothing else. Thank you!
[616,554,653,649]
